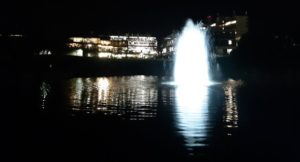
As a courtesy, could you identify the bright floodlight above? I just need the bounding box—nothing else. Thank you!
[174,19,211,86]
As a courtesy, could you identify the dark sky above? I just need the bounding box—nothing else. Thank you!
[1,0,299,39]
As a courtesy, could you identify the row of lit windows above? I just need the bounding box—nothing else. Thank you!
[69,37,157,49]
[210,20,237,28]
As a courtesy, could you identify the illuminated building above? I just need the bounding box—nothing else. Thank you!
[67,37,100,57]
[161,33,177,59]
[207,14,248,56]
[127,36,158,58]
[67,35,158,59]
[160,14,248,58]
[68,37,100,49]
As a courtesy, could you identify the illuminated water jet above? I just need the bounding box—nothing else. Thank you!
[174,19,211,86]
[173,19,213,152]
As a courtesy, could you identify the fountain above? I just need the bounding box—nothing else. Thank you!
[173,19,213,152]
[174,19,211,86]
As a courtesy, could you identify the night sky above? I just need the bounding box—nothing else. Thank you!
[1,0,299,39]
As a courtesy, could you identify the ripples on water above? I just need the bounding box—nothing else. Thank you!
[223,79,243,136]
[39,75,243,155]
[65,76,159,120]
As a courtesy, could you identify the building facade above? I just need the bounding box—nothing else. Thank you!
[207,15,248,56]
[67,35,158,59]
[161,33,177,59]
[160,14,248,58]
[67,14,247,59]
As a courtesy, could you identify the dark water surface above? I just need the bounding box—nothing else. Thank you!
[16,75,299,162]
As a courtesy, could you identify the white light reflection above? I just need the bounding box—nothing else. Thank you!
[65,76,158,120]
[72,78,83,109]
[97,78,110,102]
[40,82,51,109]
[175,85,209,149]
[223,79,243,135]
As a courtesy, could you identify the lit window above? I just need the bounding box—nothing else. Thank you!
[227,49,232,54]
[71,37,83,43]
[224,20,237,26]
[69,49,83,56]
[98,52,111,58]
[228,40,232,45]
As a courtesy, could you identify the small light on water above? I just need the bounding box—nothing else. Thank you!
[223,79,243,134]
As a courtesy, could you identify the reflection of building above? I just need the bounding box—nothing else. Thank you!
[207,15,248,56]
[67,35,158,59]
[66,76,158,120]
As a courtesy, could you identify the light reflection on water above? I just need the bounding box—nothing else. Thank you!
[65,75,158,120]
[40,82,51,109]
[223,79,243,135]
[39,76,242,153]
[175,85,209,149]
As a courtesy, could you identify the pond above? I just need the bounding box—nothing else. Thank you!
[17,75,298,162]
